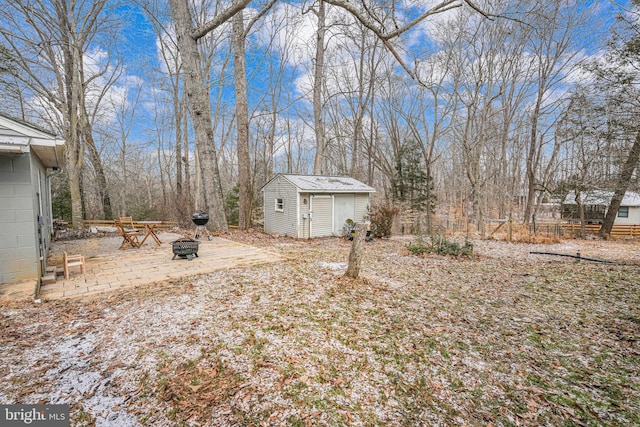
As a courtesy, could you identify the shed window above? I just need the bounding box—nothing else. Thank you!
[275,198,284,212]
[618,206,629,218]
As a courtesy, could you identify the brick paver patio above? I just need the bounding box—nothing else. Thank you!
[4,232,283,301]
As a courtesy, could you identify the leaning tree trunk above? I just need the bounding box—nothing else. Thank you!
[600,129,640,237]
[168,0,227,231]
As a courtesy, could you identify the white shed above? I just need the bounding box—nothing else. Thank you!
[262,174,375,238]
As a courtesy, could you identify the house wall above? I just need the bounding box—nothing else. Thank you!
[31,154,52,278]
[614,206,640,225]
[263,176,298,237]
[0,153,38,284]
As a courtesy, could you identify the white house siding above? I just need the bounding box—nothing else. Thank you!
[613,206,640,225]
[263,176,299,237]
[354,193,370,223]
[310,195,333,237]
[0,153,38,284]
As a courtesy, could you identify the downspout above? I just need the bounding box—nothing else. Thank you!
[331,194,335,235]
[309,195,313,239]
[296,189,301,238]
[46,167,63,234]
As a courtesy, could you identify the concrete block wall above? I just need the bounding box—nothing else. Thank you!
[0,154,38,284]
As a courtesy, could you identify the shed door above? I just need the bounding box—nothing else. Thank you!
[333,194,355,234]
[310,195,333,237]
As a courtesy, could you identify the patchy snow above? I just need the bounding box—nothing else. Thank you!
[317,261,347,270]
[1,233,639,425]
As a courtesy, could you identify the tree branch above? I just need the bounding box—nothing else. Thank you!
[324,0,461,41]
[383,1,461,40]
[244,0,277,38]
[190,0,252,41]
[382,39,415,79]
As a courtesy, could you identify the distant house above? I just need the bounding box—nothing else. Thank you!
[262,174,375,238]
[562,190,640,225]
[0,114,64,286]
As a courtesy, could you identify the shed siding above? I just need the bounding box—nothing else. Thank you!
[263,177,298,237]
[311,195,333,237]
[333,194,355,234]
[0,153,38,284]
[354,193,370,223]
[299,193,311,238]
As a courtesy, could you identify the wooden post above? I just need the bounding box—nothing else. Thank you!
[345,223,367,279]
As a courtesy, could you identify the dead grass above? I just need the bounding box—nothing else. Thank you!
[1,231,639,426]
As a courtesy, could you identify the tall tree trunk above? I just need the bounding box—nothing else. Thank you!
[79,96,112,219]
[600,129,640,237]
[168,0,227,231]
[233,10,252,230]
[58,0,84,229]
[523,92,543,224]
[313,0,326,175]
[175,86,183,202]
[183,103,192,213]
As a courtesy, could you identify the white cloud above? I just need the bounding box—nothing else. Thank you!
[254,2,316,67]
[155,24,179,76]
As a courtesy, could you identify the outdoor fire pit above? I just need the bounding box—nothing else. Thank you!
[171,238,199,260]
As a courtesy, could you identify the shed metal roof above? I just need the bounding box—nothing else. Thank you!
[563,190,640,207]
[266,174,375,193]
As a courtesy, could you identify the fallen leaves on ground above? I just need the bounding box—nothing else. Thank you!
[1,232,639,426]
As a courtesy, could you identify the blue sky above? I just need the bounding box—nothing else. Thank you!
[3,0,629,172]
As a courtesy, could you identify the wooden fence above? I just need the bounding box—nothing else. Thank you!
[441,218,640,240]
[79,219,179,231]
[561,223,640,238]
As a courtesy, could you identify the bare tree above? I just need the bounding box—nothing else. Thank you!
[560,90,607,237]
[167,0,252,231]
[0,0,118,228]
[312,0,327,175]
[598,0,640,236]
[232,1,275,230]
[522,0,589,223]
[142,0,193,220]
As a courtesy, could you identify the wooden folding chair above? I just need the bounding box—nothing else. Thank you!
[119,216,138,232]
[64,252,85,280]
[115,220,141,249]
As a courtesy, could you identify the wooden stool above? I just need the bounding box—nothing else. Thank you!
[64,252,86,280]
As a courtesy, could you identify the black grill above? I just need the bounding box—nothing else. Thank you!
[192,211,209,226]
